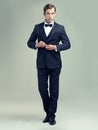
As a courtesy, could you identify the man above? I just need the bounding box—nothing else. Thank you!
[27,3,71,125]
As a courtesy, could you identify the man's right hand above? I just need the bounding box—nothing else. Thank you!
[36,41,46,48]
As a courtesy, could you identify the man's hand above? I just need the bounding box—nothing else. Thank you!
[36,41,46,48]
[45,45,56,50]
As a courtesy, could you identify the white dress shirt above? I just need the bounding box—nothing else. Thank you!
[44,21,54,37]
[44,21,57,51]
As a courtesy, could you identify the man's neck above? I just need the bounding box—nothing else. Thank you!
[44,20,54,25]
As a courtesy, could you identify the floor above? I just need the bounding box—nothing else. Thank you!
[0,97,98,130]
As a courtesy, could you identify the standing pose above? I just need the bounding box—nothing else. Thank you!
[27,3,71,125]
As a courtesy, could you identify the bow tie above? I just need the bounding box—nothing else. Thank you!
[45,24,52,27]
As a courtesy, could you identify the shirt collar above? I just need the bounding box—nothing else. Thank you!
[44,21,54,27]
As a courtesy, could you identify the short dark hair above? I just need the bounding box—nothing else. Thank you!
[43,3,56,14]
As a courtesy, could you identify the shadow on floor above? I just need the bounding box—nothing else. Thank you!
[0,113,43,122]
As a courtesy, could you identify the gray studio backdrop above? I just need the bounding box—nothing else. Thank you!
[0,0,97,103]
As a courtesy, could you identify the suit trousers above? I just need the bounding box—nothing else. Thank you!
[37,68,61,118]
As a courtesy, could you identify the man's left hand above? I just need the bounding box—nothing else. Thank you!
[45,45,56,50]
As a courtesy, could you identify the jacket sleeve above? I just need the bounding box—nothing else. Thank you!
[27,25,38,49]
[56,26,71,52]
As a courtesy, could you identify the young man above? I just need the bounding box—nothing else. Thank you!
[27,3,71,125]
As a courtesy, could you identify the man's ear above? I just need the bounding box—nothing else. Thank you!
[43,12,45,16]
[54,12,56,16]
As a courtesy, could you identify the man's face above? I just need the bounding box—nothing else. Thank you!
[44,8,56,23]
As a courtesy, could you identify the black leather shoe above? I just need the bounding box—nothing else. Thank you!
[43,115,49,123]
[49,118,56,125]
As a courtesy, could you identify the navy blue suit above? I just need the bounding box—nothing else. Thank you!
[27,22,71,118]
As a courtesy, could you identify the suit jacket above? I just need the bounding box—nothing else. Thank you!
[27,22,71,69]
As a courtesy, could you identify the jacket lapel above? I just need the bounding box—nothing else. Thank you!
[40,22,47,39]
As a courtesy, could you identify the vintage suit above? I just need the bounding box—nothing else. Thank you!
[27,22,71,119]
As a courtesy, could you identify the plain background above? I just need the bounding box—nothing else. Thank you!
[0,0,98,129]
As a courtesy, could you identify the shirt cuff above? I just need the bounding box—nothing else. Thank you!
[35,43,38,49]
[55,46,57,52]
